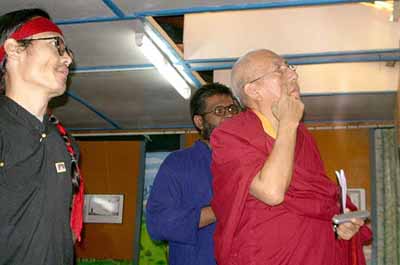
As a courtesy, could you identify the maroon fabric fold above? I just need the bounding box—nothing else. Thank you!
[211,109,372,265]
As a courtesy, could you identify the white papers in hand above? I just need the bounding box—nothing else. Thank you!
[335,169,347,213]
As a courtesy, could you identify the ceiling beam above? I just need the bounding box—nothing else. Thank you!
[55,0,371,25]
[102,0,125,17]
[69,49,400,73]
[136,0,370,17]
[70,64,154,74]
[67,90,122,129]
[188,49,400,71]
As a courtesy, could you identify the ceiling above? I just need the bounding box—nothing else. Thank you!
[1,0,399,132]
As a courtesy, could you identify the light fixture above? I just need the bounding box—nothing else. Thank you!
[374,1,393,11]
[363,1,394,10]
[362,1,397,22]
[135,19,192,99]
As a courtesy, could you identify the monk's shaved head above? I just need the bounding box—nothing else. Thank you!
[231,49,279,104]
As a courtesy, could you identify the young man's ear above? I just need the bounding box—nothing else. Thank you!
[3,38,24,61]
[193,115,204,131]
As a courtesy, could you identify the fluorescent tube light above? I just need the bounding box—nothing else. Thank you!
[136,33,191,99]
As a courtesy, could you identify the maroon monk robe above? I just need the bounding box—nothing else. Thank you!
[210,109,372,265]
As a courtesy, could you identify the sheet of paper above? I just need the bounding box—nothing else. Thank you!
[335,169,347,213]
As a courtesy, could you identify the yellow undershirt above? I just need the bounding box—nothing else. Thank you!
[252,109,277,139]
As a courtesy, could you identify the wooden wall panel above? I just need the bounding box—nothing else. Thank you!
[75,140,144,260]
[183,133,200,148]
[310,129,371,210]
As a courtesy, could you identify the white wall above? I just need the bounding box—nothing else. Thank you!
[184,3,399,59]
[214,62,399,94]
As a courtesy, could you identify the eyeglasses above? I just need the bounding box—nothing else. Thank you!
[247,62,296,85]
[18,36,73,59]
[201,104,240,117]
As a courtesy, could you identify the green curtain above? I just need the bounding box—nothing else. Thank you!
[372,128,400,265]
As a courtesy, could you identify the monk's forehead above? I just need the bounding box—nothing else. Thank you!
[251,51,283,70]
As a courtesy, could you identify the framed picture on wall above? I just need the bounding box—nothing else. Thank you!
[84,194,124,223]
[348,188,366,211]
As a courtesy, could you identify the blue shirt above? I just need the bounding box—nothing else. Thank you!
[146,140,215,265]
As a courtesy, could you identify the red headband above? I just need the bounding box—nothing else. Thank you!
[0,17,63,62]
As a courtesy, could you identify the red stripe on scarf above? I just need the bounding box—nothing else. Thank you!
[54,119,84,242]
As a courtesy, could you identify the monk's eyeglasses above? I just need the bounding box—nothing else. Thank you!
[18,36,74,59]
[201,104,240,117]
[247,62,296,85]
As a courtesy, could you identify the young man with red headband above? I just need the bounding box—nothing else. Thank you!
[0,8,83,265]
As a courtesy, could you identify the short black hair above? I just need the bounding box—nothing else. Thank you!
[0,8,50,92]
[190,82,235,132]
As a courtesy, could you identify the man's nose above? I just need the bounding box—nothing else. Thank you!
[62,52,73,67]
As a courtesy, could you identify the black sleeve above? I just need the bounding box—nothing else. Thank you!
[0,130,3,164]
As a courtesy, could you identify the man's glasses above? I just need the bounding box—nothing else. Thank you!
[247,62,296,85]
[201,104,240,117]
[18,36,73,59]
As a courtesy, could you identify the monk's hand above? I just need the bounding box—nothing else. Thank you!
[336,218,364,240]
[271,78,304,126]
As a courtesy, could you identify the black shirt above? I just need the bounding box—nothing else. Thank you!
[0,96,74,265]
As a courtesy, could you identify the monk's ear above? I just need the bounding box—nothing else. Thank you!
[243,82,260,101]
[193,115,204,131]
[3,38,24,61]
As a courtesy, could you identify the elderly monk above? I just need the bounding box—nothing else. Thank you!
[210,49,372,265]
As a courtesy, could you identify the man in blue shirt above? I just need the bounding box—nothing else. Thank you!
[146,83,240,265]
